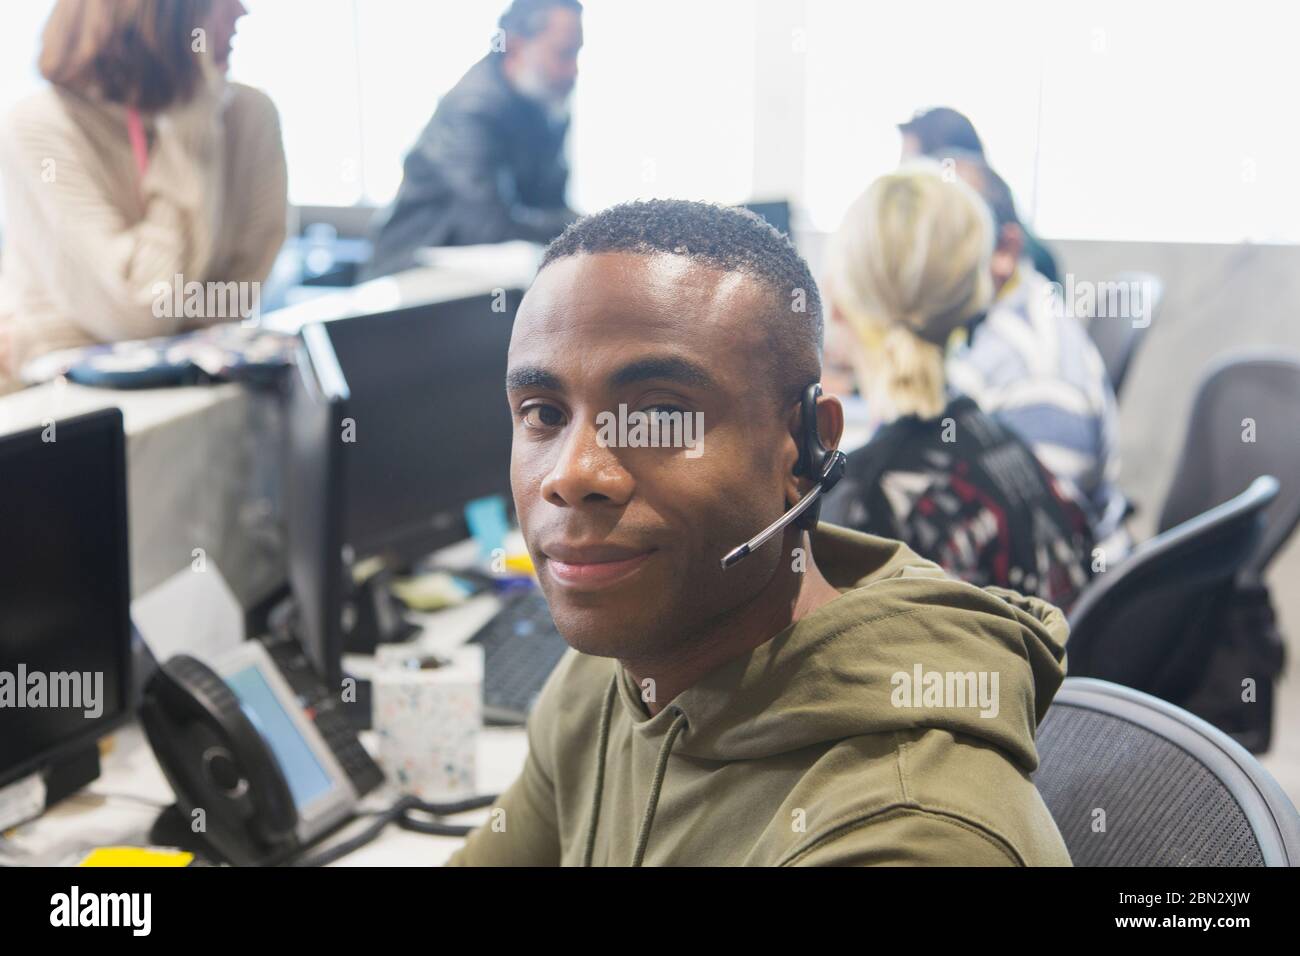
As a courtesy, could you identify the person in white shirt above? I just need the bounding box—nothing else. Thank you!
[938,150,1129,551]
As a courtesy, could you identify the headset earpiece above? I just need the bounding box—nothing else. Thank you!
[794,383,845,530]
[796,382,828,479]
[720,382,846,568]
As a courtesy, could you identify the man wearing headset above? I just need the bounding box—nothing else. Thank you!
[447,200,1072,866]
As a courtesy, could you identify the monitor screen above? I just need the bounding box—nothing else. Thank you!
[740,199,792,237]
[0,409,131,787]
[325,290,523,564]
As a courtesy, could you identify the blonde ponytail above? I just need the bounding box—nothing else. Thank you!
[828,162,994,422]
[875,323,947,419]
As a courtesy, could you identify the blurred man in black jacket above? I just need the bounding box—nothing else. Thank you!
[364,0,583,279]
[898,107,1060,285]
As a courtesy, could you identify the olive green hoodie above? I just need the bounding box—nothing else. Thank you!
[447,524,1072,866]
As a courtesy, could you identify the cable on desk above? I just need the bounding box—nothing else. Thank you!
[288,791,500,867]
[66,791,172,811]
[407,793,500,816]
[289,802,409,867]
[395,814,476,838]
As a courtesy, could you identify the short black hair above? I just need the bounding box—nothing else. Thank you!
[499,0,583,38]
[931,147,1020,234]
[899,107,985,158]
[539,199,823,407]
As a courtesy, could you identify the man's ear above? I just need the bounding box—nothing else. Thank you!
[991,223,1024,291]
[816,391,845,457]
[998,222,1025,260]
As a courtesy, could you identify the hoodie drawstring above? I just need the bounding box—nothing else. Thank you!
[582,673,690,867]
[630,706,688,867]
[582,677,618,866]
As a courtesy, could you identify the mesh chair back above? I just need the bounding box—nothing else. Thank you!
[1034,678,1300,865]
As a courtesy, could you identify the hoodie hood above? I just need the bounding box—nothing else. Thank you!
[610,523,1068,773]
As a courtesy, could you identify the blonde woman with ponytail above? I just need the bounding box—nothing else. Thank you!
[826,163,993,425]
[820,164,1094,609]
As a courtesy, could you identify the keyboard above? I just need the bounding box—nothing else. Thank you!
[469,588,570,725]
[259,633,386,797]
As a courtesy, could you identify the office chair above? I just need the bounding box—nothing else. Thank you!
[1085,271,1162,398]
[1158,351,1300,580]
[1033,677,1300,865]
[1066,476,1277,701]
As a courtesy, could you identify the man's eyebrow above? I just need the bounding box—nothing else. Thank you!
[505,366,563,391]
[609,356,716,390]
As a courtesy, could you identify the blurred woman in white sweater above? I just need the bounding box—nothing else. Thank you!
[0,0,287,391]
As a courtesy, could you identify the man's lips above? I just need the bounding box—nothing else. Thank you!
[541,542,656,589]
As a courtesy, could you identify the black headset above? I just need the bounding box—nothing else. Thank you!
[720,383,847,569]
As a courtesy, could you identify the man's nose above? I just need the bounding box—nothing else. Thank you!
[539,419,633,509]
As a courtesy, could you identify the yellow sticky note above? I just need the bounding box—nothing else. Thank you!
[79,847,194,867]
[504,553,535,574]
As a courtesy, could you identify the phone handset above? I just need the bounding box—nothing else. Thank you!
[140,654,298,866]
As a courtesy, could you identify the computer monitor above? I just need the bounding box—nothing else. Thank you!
[0,408,132,804]
[282,323,351,689]
[324,289,524,566]
[740,199,792,237]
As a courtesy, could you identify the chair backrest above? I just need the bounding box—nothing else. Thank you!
[1085,271,1162,398]
[1033,677,1300,865]
[1158,351,1300,577]
[1066,476,1277,699]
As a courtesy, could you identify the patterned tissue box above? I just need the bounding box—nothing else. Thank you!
[371,644,484,802]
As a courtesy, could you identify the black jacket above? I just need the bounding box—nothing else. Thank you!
[364,54,577,278]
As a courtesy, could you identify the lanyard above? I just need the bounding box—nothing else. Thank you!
[125,106,149,183]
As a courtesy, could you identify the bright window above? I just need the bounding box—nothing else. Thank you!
[2,1,1295,243]
[802,0,1300,243]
